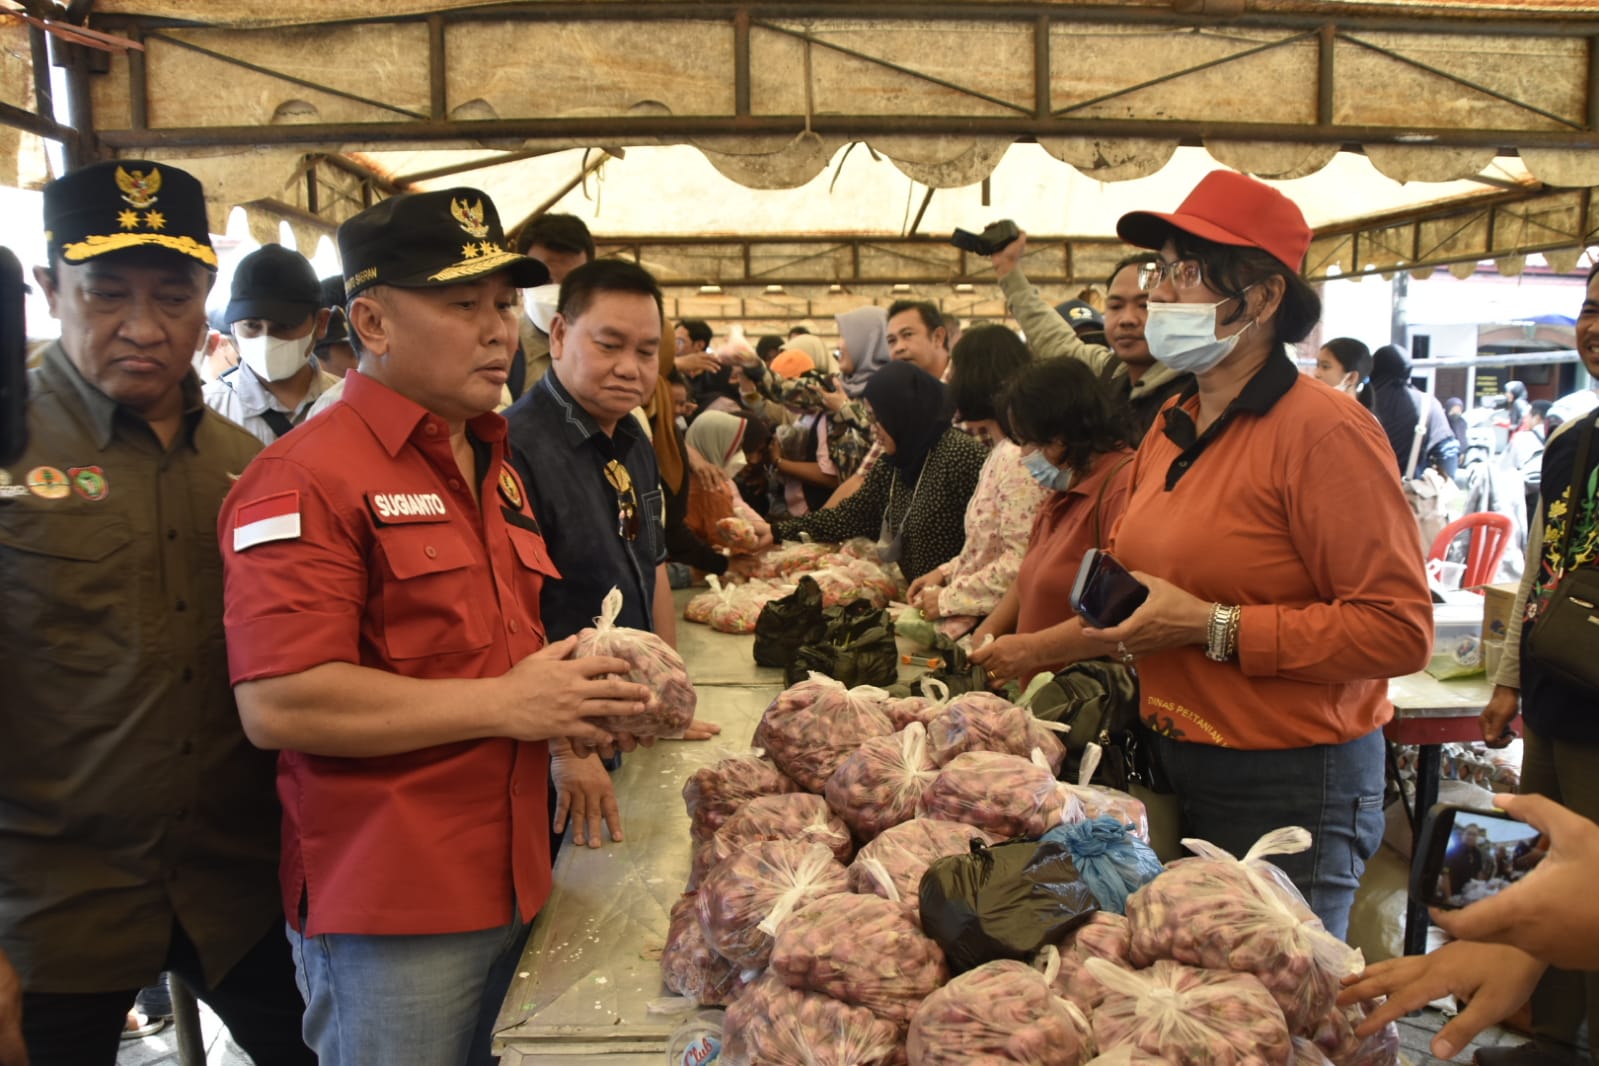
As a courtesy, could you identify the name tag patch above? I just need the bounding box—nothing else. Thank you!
[233,490,302,551]
[366,491,449,524]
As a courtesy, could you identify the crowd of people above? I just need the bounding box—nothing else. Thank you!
[2,151,1597,1066]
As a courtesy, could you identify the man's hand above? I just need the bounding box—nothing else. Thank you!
[1338,941,1545,1061]
[550,746,623,848]
[676,352,719,376]
[1479,685,1520,748]
[0,947,27,1066]
[674,718,723,742]
[988,228,1028,280]
[1432,793,1599,970]
[501,636,650,749]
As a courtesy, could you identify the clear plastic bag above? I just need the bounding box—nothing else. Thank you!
[1124,828,1360,1035]
[1046,912,1133,1013]
[691,792,854,890]
[1085,957,1292,1066]
[697,840,850,970]
[722,973,902,1066]
[848,818,997,915]
[925,693,1067,776]
[917,750,1070,840]
[754,674,895,792]
[573,587,697,738]
[770,881,949,1025]
[907,959,1095,1066]
[1307,999,1402,1066]
[825,722,939,840]
[1057,745,1150,843]
[682,751,801,844]
[661,894,741,1007]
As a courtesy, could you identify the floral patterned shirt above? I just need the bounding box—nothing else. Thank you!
[934,439,1049,622]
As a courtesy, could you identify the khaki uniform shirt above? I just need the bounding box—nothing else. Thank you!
[0,342,282,993]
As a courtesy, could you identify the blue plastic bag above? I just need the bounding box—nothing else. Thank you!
[1040,815,1163,915]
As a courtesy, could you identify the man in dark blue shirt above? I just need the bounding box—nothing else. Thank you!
[505,258,684,849]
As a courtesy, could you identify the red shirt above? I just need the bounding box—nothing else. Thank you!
[1110,362,1431,751]
[1014,449,1135,645]
[220,371,559,936]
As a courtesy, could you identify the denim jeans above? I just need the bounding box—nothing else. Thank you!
[1149,728,1386,939]
[287,914,531,1066]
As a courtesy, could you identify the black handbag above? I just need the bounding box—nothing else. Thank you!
[1025,659,1165,792]
[1526,411,1599,693]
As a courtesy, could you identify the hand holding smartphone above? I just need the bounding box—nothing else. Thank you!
[1071,548,1149,630]
[1412,802,1547,910]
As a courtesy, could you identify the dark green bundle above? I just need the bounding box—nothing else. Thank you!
[786,599,898,688]
[752,576,826,668]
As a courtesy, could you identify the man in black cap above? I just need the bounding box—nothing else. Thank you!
[203,242,338,444]
[313,274,359,380]
[1055,298,1108,347]
[512,212,595,398]
[219,186,649,1066]
[0,159,312,1063]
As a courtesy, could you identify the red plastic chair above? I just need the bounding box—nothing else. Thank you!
[1427,512,1514,590]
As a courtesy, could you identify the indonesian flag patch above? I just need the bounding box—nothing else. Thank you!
[233,490,303,551]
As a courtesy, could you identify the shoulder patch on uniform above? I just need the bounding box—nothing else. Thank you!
[233,490,302,551]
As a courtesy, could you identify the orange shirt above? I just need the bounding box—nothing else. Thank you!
[220,371,559,936]
[1014,448,1135,642]
[1110,358,1432,750]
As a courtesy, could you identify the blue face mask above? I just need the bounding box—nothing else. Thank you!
[1022,450,1072,492]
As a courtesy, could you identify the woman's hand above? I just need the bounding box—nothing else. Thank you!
[817,378,849,413]
[1081,572,1213,660]
[673,718,724,742]
[1338,942,1545,1061]
[970,632,1047,687]
[906,568,947,603]
[686,446,729,494]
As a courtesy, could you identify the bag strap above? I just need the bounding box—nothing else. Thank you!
[260,408,296,439]
[1092,455,1136,549]
[1552,411,1599,569]
[1405,390,1428,480]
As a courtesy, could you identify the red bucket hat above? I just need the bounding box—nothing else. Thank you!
[1116,170,1311,273]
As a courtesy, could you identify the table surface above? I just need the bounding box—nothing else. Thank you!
[494,592,1496,1060]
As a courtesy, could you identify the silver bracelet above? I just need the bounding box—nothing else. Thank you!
[1206,603,1240,662]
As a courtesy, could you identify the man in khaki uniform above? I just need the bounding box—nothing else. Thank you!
[0,159,311,1064]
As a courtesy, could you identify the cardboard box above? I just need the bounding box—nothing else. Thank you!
[1480,581,1520,646]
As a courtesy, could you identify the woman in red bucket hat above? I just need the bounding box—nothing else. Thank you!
[1080,170,1434,939]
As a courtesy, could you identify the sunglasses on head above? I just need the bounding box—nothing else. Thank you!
[604,460,640,541]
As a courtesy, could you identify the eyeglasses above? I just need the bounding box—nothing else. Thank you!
[1138,258,1206,293]
[604,460,640,541]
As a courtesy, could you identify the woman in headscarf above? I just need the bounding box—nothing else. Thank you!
[836,305,891,397]
[771,361,986,581]
[682,410,773,553]
[1369,343,1458,480]
[783,332,840,376]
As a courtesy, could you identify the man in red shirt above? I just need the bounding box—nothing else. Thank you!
[219,189,650,1066]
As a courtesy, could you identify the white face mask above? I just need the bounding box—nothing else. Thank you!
[524,283,560,334]
[237,333,312,382]
[1144,292,1255,375]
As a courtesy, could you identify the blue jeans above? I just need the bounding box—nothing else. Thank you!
[1149,729,1386,940]
[287,915,531,1066]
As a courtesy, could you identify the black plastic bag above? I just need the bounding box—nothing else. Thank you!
[1027,659,1166,792]
[753,575,826,668]
[786,600,897,688]
[918,837,1098,974]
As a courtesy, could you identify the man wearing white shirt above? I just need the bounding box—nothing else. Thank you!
[202,244,336,444]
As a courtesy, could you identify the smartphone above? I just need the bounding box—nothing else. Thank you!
[949,220,1020,257]
[0,247,26,468]
[1411,802,1546,910]
[1071,548,1149,629]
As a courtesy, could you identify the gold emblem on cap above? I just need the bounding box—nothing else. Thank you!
[450,198,491,240]
[117,209,140,230]
[115,166,162,210]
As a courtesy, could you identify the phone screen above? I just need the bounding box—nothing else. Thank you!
[1072,549,1149,629]
[1415,804,1546,909]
